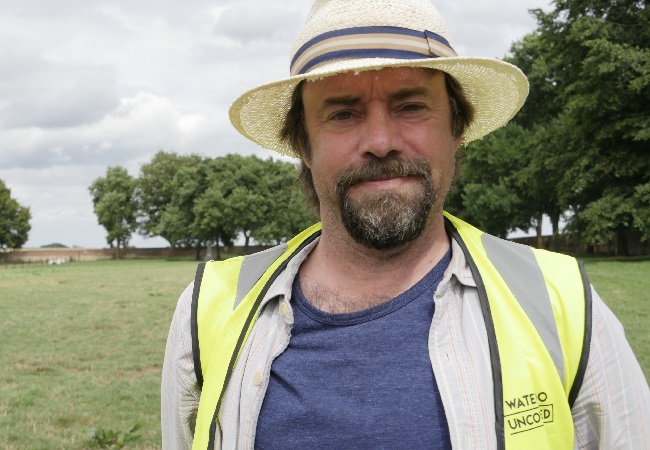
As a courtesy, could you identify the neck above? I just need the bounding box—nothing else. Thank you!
[299,212,450,314]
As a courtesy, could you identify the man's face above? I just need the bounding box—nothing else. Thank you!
[302,67,461,250]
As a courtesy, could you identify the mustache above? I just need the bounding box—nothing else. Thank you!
[335,158,432,192]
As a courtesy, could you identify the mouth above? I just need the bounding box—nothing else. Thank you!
[352,175,417,191]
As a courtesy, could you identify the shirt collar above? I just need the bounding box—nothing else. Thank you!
[261,233,476,308]
[445,237,477,288]
[262,237,319,307]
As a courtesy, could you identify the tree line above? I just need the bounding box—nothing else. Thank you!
[89,152,317,258]
[447,0,649,254]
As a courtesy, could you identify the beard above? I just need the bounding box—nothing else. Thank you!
[334,157,440,250]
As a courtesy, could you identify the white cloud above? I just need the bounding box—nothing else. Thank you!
[1,65,119,129]
[0,91,189,169]
[437,0,551,58]
[178,114,208,134]
[215,3,304,44]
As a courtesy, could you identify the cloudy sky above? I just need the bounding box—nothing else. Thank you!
[0,0,550,249]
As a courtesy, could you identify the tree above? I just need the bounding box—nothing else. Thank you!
[448,32,570,245]
[89,167,137,258]
[205,155,266,250]
[159,158,234,260]
[191,161,235,260]
[135,151,204,248]
[447,124,536,239]
[239,157,317,245]
[158,161,211,254]
[531,0,650,252]
[505,32,573,248]
[41,243,67,248]
[161,154,316,259]
[0,180,31,249]
[454,1,649,251]
[146,153,317,259]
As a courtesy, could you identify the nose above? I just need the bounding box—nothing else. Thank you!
[359,104,400,159]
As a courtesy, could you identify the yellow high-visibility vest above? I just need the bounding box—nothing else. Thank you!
[190,213,591,450]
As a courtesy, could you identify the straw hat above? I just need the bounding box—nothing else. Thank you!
[229,0,529,157]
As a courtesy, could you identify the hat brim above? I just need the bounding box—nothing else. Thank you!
[229,56,529,158]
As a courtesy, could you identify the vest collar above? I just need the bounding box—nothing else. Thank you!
[260,232,475,313]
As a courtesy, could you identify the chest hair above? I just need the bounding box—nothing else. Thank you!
[300,277,393,314]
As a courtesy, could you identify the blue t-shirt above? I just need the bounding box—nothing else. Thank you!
[256,251,452,449]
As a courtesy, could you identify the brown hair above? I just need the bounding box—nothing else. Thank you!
[280,71,475,212]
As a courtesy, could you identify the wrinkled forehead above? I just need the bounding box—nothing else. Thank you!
[301,67,444,105]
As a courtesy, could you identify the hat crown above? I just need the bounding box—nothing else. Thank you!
[291,0,455,62]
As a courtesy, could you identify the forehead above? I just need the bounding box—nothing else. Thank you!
[302,67,444,101]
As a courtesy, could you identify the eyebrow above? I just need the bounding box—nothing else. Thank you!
[391,87,430,101]
[321,87,432,108]
[322,96,360,108]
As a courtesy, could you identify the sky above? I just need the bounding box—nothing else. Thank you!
[0,0,551,249]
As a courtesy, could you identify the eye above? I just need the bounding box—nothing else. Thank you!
[330,110,355,121]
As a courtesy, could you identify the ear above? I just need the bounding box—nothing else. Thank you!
[302,153,313,169]
[299,141,314,169]
[452,136,463,155]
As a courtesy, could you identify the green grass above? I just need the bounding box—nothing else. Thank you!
[582,259,650,380]
[0,259,197,449]
[0,258,647,448]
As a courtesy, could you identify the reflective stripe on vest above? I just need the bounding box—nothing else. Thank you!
[444,213,592,449]
[191,213,591,450]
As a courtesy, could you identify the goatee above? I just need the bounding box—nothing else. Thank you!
[335,158,437,250]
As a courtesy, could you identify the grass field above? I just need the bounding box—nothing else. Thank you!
[0,257,648,448]
[579,258,650,379]
[0,259,197,449]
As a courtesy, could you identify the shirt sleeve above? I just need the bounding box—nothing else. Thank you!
[572,286,650,449]
[161,282,201,450]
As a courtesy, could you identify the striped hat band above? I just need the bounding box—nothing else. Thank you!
[290,26,458,76]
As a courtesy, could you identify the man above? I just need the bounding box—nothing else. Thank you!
[162,0,650,449]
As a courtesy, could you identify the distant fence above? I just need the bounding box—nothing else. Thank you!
[0,245,272,266]
[0,259,51,269]
[1,233,648,267]
[512,232,649,257]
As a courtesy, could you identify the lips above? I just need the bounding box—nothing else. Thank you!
[353,176,416,191]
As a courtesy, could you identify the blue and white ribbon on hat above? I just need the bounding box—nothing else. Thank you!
[290,25,458,76]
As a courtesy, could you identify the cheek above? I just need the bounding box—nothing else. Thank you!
[310,136,354,180]
[436,147,459,189]
[308,154,336,198]
[419,137,457,183]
